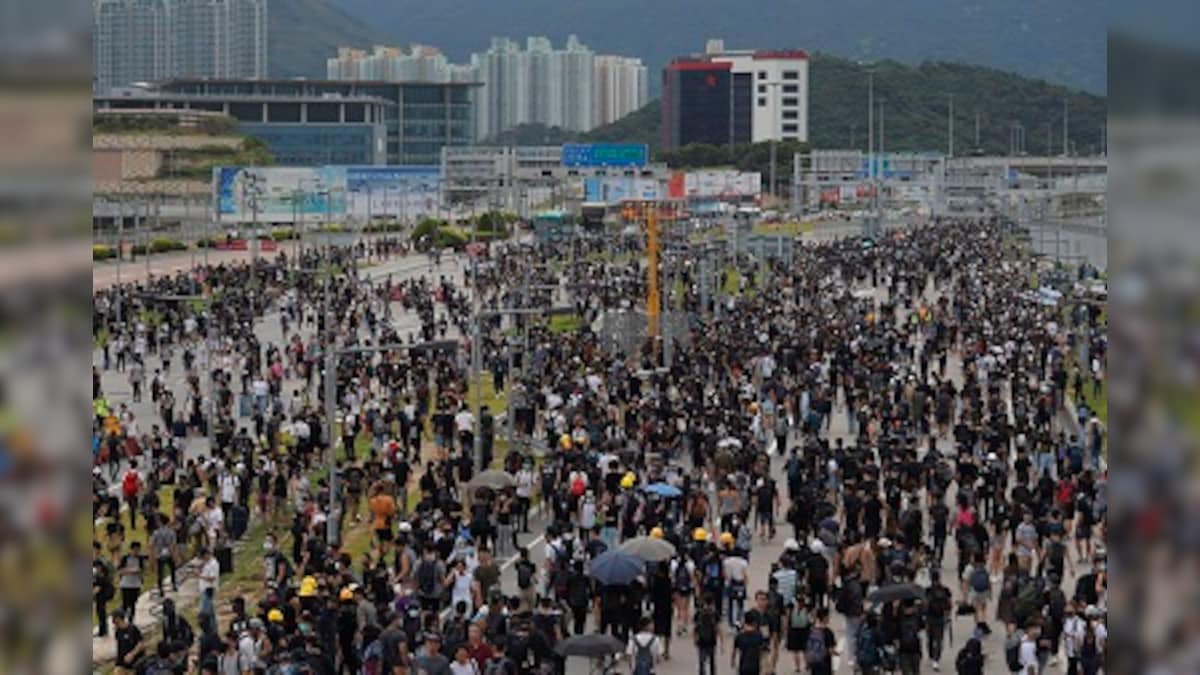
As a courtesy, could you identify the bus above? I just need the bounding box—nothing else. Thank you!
[580,202,608,231]
[533,210,576,243]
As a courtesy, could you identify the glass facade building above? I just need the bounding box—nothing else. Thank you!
[94,86,391,167]
[153,78,477,165]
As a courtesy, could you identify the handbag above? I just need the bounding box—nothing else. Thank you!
[956,602,975,616]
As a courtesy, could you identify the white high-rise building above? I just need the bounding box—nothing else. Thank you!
[326,45,474,83]
[469,35,642,140]
[593,55,648,126]
[93,0,267,94]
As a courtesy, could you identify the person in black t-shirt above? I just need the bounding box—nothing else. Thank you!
[732,614,767,675]
[113,610,145,674]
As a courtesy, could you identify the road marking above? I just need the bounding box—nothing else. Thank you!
[501,533,545,571]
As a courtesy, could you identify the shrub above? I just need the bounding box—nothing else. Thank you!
[471,229,511,242]
[93,244,116,261]
[411,217,446,242]
[434,227,468,250]
[269,228,298,241]
[320,224,345,234]
[149,237,188,253]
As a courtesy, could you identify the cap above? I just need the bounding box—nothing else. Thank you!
[267,609,284,623]
[425,632,443,642]
[783,538,800,551]
[692,527,709,542]
[249,618,265,630]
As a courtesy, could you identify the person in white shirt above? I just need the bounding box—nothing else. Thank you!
[1062,603,1086,673]
[627,617,663,672]
[454,407,475,455]
[723,552,750,626]
[198,548,220,627]
[219,471,240,524]
[1019,623,1041,674]
[515,466,535,533]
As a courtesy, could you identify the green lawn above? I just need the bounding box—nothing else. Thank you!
[722,268,742,296]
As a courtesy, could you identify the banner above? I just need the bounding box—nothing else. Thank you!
[344,166,441,220]
[216,166,346,224]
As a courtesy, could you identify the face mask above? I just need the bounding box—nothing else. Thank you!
[263,540,275,552]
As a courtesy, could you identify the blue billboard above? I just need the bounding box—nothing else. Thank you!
[562,143,648,168]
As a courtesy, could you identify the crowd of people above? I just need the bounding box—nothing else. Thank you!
[92,218,1107,675]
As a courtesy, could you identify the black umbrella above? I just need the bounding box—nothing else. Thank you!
[868,583,925,605]
[555,634,625,658]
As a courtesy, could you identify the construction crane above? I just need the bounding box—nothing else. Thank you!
[645,202,660,339]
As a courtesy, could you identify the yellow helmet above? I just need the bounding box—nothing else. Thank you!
[267,608,284,623]
[693,527,709,542]
[339,587,354,601]
[719,532,735,546]
[620,473,636,489]
[650,527,664,539]
[298,576,318,598]
[560,434,573,449]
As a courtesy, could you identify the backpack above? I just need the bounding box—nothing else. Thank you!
[516,561,534,590]
[694,610,716,646]
[122,471,140,498]
[632,636,655,675]
[1014,579,1043,624]
[417,559,440,597]
[836,580,861,615]
[1005,637,1023,672]
[702,558,721,592]
[167,615,194,647]
[855,624,881,667]
[570,477,586,497]
[144,657,174,675]
[362,639,383,675]
[805,628,828,666]
[969,567,990,593]
[927,585,952,617]
[673,560,693,594]
[956,647,984,674]
[899,620,921,652]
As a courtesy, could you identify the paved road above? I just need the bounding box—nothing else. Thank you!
[94,230,1089,674]
[498,269,1087,675]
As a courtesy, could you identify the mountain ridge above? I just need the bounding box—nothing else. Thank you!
[326,0,1106,93]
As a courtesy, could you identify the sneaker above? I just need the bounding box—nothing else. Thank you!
[932,663,940,671]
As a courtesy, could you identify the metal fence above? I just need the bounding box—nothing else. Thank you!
[595,309,692,358]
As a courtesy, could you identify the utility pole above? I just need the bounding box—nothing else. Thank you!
[948,94,955,158]
[1062,98,1069,157]
[116,197,124,323]
[867,70,874,238]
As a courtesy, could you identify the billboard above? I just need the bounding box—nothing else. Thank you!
[583,176,663,203]
[216,166,347,224]
[680,170,761,199]
[562,143,648,168]
[344,166,441,220]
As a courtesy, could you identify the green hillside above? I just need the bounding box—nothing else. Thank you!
[486,53,1106,157]
[268,0,394,78]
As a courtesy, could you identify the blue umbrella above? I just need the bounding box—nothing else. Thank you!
[589,549,644,586]
[642,482,682,498]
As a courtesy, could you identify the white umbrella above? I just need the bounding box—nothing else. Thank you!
[619,536,676,562]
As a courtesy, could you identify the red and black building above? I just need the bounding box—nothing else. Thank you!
[662,58,754,151]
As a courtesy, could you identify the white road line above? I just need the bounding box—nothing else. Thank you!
[501,533,546,571]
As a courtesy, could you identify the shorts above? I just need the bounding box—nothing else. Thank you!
[375,527,393,543]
